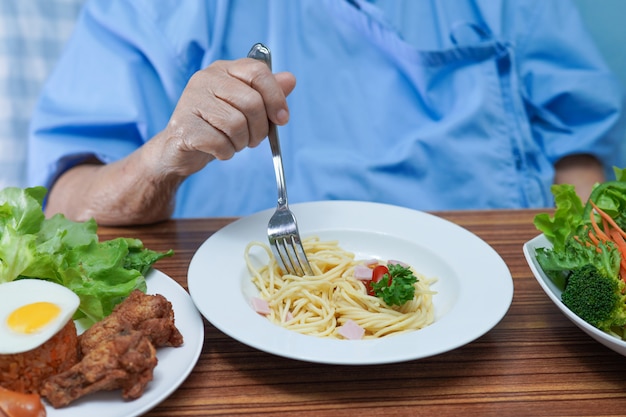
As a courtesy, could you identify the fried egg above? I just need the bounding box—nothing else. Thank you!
[0,279,80,354]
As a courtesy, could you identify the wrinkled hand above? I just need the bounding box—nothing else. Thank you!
[45,57,296,226]
[155,57,296,177]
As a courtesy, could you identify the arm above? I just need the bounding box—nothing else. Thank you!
[45,59,296,225]
[554,154,605,202]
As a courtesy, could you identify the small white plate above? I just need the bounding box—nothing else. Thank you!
[48,269,204,417]
[523,234,626,356]
[188,201,513,365]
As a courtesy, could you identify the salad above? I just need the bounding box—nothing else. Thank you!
[0,186,173,327]
[534,167,626,339]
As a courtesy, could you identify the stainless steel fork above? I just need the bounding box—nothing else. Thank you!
[247,43,313,276]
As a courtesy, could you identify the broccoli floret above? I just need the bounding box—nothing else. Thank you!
[561,264,626,334]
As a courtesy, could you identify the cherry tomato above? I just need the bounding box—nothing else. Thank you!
[365,265,390,296]
[372,265,390,284]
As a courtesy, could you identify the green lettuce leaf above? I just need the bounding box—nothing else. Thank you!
[0,186,173,327]
[533,167,626,289]
[535,239,620,290]
[533,184,585,252]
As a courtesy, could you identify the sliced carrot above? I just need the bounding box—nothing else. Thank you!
[608,228,626,282]
[610,228,626,251]
[573,235,593,247]
[587,200,626,281]
[588,229,601,246]
[589,208,611,242]
[590,200,626,239]
[602,217,610,235]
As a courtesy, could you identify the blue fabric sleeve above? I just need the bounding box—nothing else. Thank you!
[27,0,210,189]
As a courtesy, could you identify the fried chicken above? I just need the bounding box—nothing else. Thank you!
[41,328,157,408]
[40,290,184,408]
[80,290,184,355]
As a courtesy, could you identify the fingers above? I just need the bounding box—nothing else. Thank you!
[163,58,295,169]
[228,59,296,126]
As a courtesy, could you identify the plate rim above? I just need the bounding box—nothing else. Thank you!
[189,200,513,365]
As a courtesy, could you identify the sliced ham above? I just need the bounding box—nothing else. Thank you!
[338,319,365,340]
[251,297,271,315]
[353,265,373,281]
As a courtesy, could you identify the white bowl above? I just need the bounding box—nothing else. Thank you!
[523,234,626,356]
[189,201,514,365]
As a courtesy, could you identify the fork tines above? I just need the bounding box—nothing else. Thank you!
[270,235,313,276]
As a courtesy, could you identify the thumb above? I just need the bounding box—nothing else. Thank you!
[275,71,296,96]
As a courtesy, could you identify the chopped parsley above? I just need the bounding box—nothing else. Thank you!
[371,263,418,306]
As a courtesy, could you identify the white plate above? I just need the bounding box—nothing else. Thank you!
[48,269,204,417]
[188,201,513,365]
[523,234,626,356]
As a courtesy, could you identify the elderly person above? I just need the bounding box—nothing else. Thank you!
[29,0,625,225]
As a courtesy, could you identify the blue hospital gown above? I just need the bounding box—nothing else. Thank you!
[28,0,626,217]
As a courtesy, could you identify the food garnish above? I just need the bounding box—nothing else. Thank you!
[369,263,419,307]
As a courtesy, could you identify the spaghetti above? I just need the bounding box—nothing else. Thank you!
[245,237,436,339]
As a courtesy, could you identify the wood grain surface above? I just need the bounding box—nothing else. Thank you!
[97,209,626,417]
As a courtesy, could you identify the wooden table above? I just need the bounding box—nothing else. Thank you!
[99,209,626,417]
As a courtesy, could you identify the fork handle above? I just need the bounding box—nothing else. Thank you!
[247,43,289,208]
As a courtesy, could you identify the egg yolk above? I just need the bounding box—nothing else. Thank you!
[6,302,61,334]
